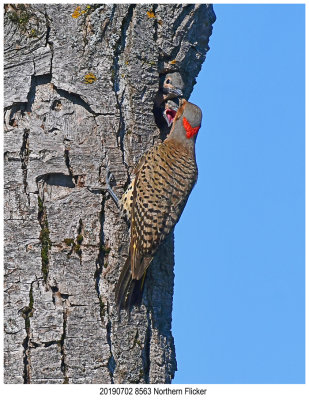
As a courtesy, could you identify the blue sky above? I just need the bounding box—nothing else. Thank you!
[172,4,305,384]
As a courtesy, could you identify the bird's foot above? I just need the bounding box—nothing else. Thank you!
[105,166,120,207]
[86,167,120,208]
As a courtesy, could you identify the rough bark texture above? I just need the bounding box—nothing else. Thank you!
[4,3,215,384]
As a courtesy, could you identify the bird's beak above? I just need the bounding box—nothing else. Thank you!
[163,109,177,127]
[162,87,183,98]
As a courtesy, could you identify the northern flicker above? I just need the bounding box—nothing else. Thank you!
[163,98,180,127]
[161,72,184,101]
[112,99,202,310]
[154,72,184,107]
[154,72,184,129]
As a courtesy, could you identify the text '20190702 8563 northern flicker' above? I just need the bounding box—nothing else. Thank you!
[106,74,203,312]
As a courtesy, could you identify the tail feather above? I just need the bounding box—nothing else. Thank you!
[115,255,145,312]
[115,256,131,310]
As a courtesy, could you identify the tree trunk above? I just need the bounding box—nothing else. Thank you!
[4,3,215,384]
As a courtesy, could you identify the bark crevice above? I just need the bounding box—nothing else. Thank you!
[95,196,106,320]
[44,6,53,74]
[60,306,69,384]
[106,318,116,383]
[21,281,34,384]
[20,128,30,202]
[37,194,51,284]
[111,4,135,160]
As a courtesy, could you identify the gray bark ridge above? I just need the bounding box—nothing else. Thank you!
[4,4,215,384]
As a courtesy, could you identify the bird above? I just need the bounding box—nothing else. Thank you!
[157,72,184,106]
[161,72,184,101]
[153,72,184,130]
[163,98,180,128]
[107,99,202,312]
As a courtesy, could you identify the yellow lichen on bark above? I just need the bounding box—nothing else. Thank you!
[84,73,97,84]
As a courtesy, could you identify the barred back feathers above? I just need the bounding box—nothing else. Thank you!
[116,99,202,311]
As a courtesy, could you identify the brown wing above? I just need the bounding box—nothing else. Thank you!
[130,140,197,280]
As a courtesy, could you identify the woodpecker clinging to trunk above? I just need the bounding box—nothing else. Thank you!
[109,99,202,311]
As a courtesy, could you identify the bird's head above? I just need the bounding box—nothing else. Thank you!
[163,99,179,127]
[161,72,184,100]
[168,99,202,144]
[158,72,184,128]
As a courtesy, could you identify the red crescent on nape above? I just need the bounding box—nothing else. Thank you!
[183,117,200,139]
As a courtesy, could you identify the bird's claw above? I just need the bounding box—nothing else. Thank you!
[105,166,120,207]
[106,166,114,187]
[85,166,120,208]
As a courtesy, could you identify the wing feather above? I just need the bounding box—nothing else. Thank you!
[130,140,197,280]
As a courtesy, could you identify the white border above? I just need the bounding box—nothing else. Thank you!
[1,1,307,399]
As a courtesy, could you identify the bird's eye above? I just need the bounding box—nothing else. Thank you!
[166,79,171,84]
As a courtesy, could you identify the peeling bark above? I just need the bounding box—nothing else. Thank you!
[4,3,215,384]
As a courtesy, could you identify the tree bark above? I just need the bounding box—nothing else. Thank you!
[4,3,215,384]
